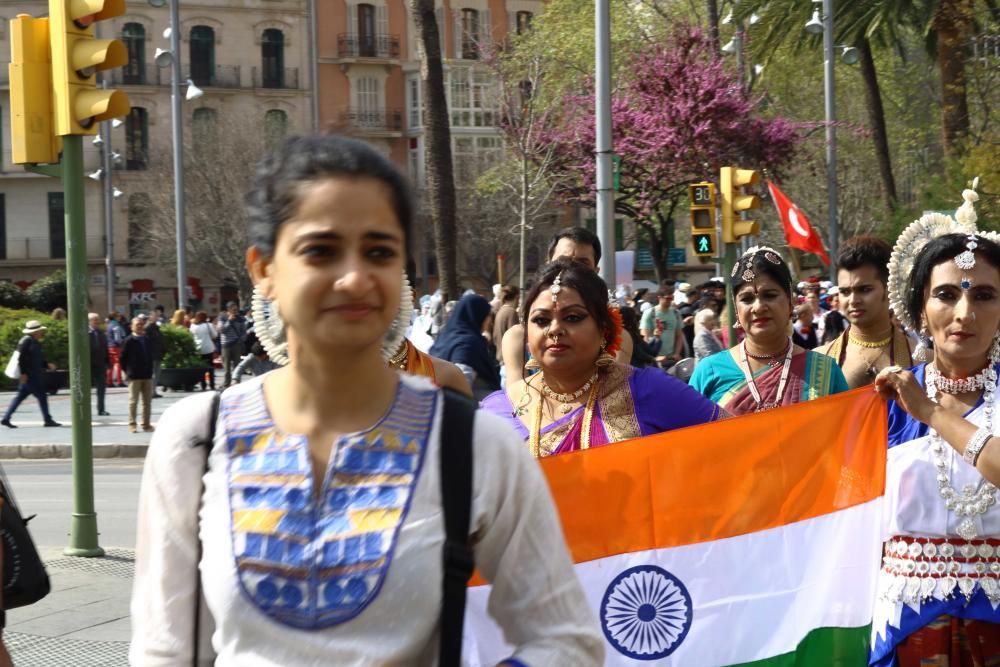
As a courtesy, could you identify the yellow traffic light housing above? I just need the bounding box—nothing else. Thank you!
[689,182,717,257]
[49,0,130,136]
[720,166,761,243]
[9,15,62,164]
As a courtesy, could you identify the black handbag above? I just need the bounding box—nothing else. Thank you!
[0,467,51,609]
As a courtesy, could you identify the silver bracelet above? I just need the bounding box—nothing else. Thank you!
[963,427,994,466]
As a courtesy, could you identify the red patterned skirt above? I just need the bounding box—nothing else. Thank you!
[895,615,1000,666]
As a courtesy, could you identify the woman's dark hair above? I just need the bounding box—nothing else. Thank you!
[246,134,413,256]
[619,306,643,341]
[730,248,794,296]
[906,232,1000,330]
[194,311,208,324]
[838,236,892,284]
[521,259,615,341]
[499,285,519,303]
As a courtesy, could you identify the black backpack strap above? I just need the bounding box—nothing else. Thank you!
[438,388,477,667]
[192,392,221,666]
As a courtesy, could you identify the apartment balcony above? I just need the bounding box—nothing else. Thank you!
[251,66,300,90]
[3,236,106,261]
[184,65,242,89]
[105,64,169,86]
[339,108,403,134]
[337,34,401,59]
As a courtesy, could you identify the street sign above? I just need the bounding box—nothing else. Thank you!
[668,247,686,265]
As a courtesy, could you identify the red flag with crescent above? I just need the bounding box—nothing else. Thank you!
[767,180,830,266]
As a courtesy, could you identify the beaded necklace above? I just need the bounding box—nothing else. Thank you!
[529,375,602,458]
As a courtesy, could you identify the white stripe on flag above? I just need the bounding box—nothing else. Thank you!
[464,498,882,666]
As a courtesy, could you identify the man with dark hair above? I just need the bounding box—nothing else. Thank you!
[120,316,155,433]
[639,286,685,367]
[218,301,247,389]
[500,227,633,382]
[545,227,602,270]
[817,236,913,388]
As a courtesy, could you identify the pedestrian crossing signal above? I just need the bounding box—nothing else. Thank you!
[692,232,716,257]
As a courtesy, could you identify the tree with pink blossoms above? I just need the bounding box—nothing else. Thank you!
[540,24,801,280]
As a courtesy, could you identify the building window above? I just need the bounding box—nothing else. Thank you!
[452,135,501,185]
[450,68,496,128]
[357,77,381,127]
[192,108,217,154]
[461,9,480,60]
[264,109,288,149]
[189,25,215,86]
[261,28,284,88]
[0,194,6,260]
[122,23,145,84]
[516,11,533,35]
[127,193,152,259]
[125,107,148,170]
[48,193,65,259]
[358,4,376,57]
[408,78,421,128]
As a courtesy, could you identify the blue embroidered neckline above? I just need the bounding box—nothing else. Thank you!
[222,379,437,628]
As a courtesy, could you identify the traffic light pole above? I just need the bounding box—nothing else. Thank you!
[724,241,738,349]
[61,136,103,557]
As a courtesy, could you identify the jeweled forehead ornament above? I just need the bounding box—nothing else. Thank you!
[550,271,563,307]
[735,245,783,284]
[955,234,978,290]
[886,177,997,334]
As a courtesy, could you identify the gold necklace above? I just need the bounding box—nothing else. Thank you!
[387,341,408,370]
[540,371,599,414]
[529,375,602,458]
[848,329,892,348]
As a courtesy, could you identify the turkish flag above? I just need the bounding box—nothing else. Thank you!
[767,180,830,266]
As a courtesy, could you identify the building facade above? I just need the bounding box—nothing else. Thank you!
[0,0,313,315]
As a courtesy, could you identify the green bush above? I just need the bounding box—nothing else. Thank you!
[0,282,28,309]
[0,308,69,390]
[160,324,204,368]
[24,270,67,312]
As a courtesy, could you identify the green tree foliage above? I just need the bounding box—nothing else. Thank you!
[159,324,204,369]
[24,270,68,313]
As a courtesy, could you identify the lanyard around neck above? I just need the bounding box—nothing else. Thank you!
[739,337,794,411]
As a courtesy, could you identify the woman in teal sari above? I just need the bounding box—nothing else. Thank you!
[691,246,848,415]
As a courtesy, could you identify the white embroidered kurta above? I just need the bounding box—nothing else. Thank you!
[130,374,603,666]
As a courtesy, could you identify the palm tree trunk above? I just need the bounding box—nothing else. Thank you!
[410,0,459,300]
[934,0,973,158]
[858,39,897,220]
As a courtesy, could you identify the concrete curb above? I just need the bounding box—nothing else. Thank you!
[0,443,148,459]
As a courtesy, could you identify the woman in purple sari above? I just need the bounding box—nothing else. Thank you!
[480,260,724,458]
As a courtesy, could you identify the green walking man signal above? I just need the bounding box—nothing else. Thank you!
[689,182,717,257]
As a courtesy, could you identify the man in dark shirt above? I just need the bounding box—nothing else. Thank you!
[89,313,110,416]
[2,320,60,428]
[217,301,247,389]
[119,316,155,433]
[141,314,166,398]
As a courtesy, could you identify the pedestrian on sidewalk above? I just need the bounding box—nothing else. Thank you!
[119,316,155,433]
[190,311,218,390]
[88,313,110,416]
[1,321,60,428]
[141,314,166,398]
[217,301,246,389]
[106,312,126,387]
[130,134,601,665]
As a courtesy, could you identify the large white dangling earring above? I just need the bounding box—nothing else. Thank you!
[251,285,289,366]
[990,332,1000,365]
[381,273,414,362]
[913,328,930,363]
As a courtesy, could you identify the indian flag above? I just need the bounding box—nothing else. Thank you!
[465,388,887,666]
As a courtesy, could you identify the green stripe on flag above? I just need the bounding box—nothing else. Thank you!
[729,625,871,667]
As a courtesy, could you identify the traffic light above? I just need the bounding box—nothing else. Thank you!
[689,182,716,257]
[720,166,761,243]
[49,0,130,136]
[9,15,61,164]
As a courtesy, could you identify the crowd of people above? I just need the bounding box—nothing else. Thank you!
[113,134,997,666]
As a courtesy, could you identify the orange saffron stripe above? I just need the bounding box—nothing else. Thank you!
[536,388,887,566]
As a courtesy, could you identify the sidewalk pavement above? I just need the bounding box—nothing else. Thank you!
[6,546,133,666]
[0,374,224,459]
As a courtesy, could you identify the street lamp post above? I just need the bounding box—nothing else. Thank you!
[595,0,615,286]
[168,0,188,310]
[99,119,115,311]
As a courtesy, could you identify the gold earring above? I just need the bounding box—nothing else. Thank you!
[595,339,615,368]
[525,358,542,370]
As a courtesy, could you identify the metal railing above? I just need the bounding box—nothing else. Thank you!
[3,236,106,261]
[339,108,403,132]
[970,34,1000,62]
[184,64,242,88]
[251,66,300,90]
[337,34,401,59]
[106,64,169,86]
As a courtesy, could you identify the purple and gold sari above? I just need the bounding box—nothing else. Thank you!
[480,363,723,457]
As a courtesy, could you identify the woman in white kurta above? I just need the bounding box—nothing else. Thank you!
[873,195,1000,666]
[129,135,603,666]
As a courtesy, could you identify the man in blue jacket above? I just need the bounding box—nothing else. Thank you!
[2,320,60,428]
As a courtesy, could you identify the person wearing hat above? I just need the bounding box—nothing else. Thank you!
[2,321,61,428]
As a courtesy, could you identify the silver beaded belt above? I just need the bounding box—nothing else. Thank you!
[880,535,1000,604]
